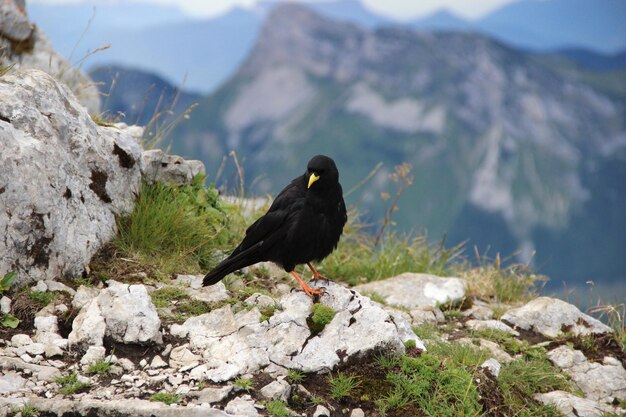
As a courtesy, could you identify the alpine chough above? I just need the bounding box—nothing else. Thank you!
[203,155,347,297]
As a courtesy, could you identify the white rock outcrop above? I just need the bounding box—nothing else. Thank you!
[69,281,162,346]
[354,272,467,308]
[170,281,422,379]
[547,345,626,403]
[534,390,622,417]
[0,69,142,285]
[501,297,612,338]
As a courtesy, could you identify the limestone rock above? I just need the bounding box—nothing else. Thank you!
[194,386,233,404]
[535,390,621,417]
[141,149,205,185]
[172,282,420,379]
[354,273,467,308]
[0,371,26,395]
[0,69,142,285]
[80,346,106,365]
[481,358,502,378]
[0,0,33,41]
[73,286,100,309]
[224,395,260,417]
[259,379,290,401]
[313,405,331,417]
[69,282,161,346]
[548,345,626,403]
[502,297,612,338]
[465,319,519,336]
[0,296,11,314]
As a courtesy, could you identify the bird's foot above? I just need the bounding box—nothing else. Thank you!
[291,271,326,300]
[307,263,332,283]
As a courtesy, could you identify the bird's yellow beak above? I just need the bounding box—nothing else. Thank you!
[308,173,320,189]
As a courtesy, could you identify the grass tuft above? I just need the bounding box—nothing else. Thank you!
[149,391,181,405]
[55,372,91,395]
[287,369,305,383]
[265,400,289,417]
[233,377,254,393]
[85,359,112,375]
[328,372,361,399]
[308,303,336,334]
[112,176,246,277]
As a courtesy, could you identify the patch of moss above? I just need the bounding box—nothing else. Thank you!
[308,303,336,334]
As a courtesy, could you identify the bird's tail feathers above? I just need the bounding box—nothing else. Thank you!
[203,242,263,286]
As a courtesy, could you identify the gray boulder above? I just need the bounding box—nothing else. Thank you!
[354,272,467,308]
[534,390,622,417]
[501,297,612,338]
[141,149,205,185]
[170,281,422,379]
[69,281,162,346]
[547,345,626,403]
[0,69,142,285]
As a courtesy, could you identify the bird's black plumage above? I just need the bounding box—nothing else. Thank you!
[203,155,347,295]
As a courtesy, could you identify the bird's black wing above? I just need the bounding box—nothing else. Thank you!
[203,178,304,286]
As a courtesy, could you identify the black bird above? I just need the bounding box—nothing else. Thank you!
[203,155,347,297]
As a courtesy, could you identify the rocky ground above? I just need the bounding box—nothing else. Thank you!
[1,270,625,417]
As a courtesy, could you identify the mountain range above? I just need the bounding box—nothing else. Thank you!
[28,0,626,93]
[132,4,623,291]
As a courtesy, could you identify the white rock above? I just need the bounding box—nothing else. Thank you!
[168,374,183,386]
[169,345,201,369]
[141,149,205,186]
[501,297,612,338]
[457,338,513,363]
[118,358,135,371]
[195,385,233,404]
[189,364,208,381]
[224,395,261,417]
[80,346,106,365]
[354,273,467,308]
[20,353,33,363]
[150,355,168,369]
[466,319,519,336]
[24,343,46,356]
[0,296,11,314]
[69,281,162,346]
[260,379,291,402]
[0,69,141,285]
[350,409,365,417]
[34,316,59,333]
[72,286,100,309]
[481,358,502,377]
[535,390,621,417]
[244,293,277,308]
[0,371,26,394]
[45,280,76,295]
[463,304,494,320]
[548,345,626,403]
[44,344,64,358]
[11,334,33,347]
[33,281,48,292]
[313,405,331,417]
[409,306,445,325]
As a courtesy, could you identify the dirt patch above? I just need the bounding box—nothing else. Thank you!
[89,169,112,203]
[87,243,160,285]
[475,368,507,417]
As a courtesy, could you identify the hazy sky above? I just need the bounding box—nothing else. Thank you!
[29,0,520,20]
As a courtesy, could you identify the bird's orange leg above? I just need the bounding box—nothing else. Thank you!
[290,271,325,298]
[307,262,330,282]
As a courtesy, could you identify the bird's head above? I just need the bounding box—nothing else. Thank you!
[305,155,340,191]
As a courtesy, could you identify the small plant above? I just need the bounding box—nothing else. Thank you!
[259,304,278,322]
[29,290,60,308]
[55,372,91,395]
[233,377,254,393]
[442,308,463,319]
[265,400,289,417]
[150,287,188,308]
[10,404,39,417]
[287,369,305,383]
[328,372,361,400]
[86,359,112,375]
[412,324,440,341]
[308,303,336,334]
[376,353,399,369]
[149,391,181,405]
[404,339,417,349]
[366,291,387,304]
[0,272,19,328]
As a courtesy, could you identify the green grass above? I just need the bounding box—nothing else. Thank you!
[113,176,246,277]
[498,357,571,415]
[233,377,254,392]
[10,404,38,417]
[85,359,112,375]
[29,290,60,308]
[149,391,181,405]
[412,324,440,341]
[328,372,361,399]
[265,400,289,417]
[151,287,188,308]
[55,372,91,395]
[259,304,279,322]
[287,369,305,383]
[321,224,463,285]
[308,303,336,334]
